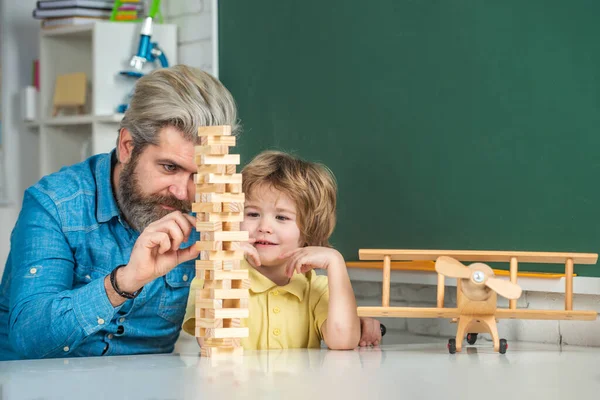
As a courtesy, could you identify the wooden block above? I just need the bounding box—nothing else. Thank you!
[225,184,242,194]
[192,202,222,213]
[197,318,223,328]
[195,183,227,193]
[206,212,244,223]
[222,298,248,308]
[201,231,249,242]
[196,307,248,320]
[197,288,250,300]
[226,165,236,174]
[196,299,223,309]
[195,173,242,185]
[201,250,245,261]
[222,260,242,270]
[197,164,228,174]
[196,327,249,339]
[196,193,245,203]
[209,173,242,184]
[201,346,243,358]
[195,145,230,155]
[203,279,232,290]
[205,338,241,347]
[205,308,249,319]
[197,125,232,136]
[196,260,223,270]
[223,202,243,213]
[223,222,241,231]
[222,241,244,251]
[200,135,236,146]
[196,221,223,232]
[209,269,249,280]
[196,154,240,166]
[232,279,251,289]
[195,241,223,251]
[223,318,242,328]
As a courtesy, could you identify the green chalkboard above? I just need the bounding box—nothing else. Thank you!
[219,1,600,276]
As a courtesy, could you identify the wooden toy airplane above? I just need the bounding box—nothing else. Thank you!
[356,249,598,354]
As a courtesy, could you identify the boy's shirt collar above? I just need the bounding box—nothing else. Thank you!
[246,261,309,301]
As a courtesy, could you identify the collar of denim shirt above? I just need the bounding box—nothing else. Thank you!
[95,150,122,224]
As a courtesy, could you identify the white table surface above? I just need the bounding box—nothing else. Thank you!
[1,334,599,400]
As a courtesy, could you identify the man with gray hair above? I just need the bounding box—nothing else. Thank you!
[0,65,238,360]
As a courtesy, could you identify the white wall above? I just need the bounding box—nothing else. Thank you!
[0,1,41,276]
[164,0,217,77]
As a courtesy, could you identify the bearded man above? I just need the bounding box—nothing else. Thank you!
[0,65,238,360]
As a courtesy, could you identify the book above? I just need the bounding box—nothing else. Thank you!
[33,7,112,19]
[36,0,115,9]
[41,16,107,29]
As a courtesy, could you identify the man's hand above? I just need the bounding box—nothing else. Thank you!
[114,211,200,295]
[279,247,344,277]
[358,317,382,347]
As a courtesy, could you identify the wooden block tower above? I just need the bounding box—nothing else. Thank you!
[194,125,250,357]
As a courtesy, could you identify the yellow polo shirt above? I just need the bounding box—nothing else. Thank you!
[182,260,329,349]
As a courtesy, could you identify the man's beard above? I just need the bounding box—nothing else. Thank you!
[116,154,191,232]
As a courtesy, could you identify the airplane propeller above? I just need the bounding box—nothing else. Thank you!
[435,256,522,300]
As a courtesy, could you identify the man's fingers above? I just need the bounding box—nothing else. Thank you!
[144,232,171,254]
[177,244,201,263]
[147,219,187,251]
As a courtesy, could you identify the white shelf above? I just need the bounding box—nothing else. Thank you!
[36,21,177,177]
[45,114,124,126]
[24,121,41,128]
[41,24,93,38]
[24,114,123,128]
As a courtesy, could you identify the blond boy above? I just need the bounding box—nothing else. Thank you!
[183,151,379,349]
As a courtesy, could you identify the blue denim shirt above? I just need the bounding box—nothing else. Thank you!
[0,151,198,360]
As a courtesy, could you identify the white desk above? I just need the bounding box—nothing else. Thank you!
[1,337,599,400]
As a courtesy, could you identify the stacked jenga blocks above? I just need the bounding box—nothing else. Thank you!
[193,125,250,357]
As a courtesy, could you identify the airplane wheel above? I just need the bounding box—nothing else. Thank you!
[499,339,508,354]
[448,339,456,354]
[466,333,478,345]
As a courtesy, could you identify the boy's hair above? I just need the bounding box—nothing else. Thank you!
[242,151,337,247]
[117,65,238,158]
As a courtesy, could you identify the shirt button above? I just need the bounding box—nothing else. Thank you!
[29,268,37,275]
[273,307,281,314]
[85,275,91,280]
[63,346,69,352]
[119,317,126,323]
[97,318,105,325]
[271,290,279,296]
[273,328,281,336]
[183,274,189,282]
[107,334,114,340]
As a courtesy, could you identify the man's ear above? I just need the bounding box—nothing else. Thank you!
[117,128,134,164]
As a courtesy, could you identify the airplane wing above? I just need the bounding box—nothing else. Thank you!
[357,307,460,319]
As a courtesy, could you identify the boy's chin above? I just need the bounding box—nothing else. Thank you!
[255,257,284,268]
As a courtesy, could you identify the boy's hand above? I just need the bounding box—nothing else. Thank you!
[359,317,382,347]
[231,238,261,268]
[279,247,344,277]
